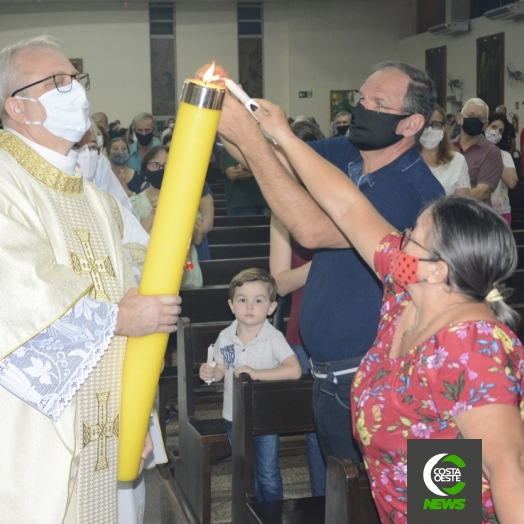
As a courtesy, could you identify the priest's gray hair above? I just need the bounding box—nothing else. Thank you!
[0,35,63,120]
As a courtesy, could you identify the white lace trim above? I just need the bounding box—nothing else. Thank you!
[0,296,119,421]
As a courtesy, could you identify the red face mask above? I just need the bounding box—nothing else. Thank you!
[389,247,422,288]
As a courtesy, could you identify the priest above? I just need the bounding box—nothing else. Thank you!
[0,35,181,524]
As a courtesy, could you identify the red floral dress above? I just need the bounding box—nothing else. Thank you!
[351,232,524,523]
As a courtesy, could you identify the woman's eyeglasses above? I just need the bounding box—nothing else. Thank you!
[147,161,167,171]
[400,228,441,262]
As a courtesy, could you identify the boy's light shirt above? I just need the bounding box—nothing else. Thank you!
[213,319,295,421]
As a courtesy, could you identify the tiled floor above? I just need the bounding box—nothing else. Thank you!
[145,406,311,523]
[143,467,188,524]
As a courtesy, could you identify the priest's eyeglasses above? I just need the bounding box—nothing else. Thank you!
[11,73,90,97]
[349,91,413,116]
[400,228,441,262]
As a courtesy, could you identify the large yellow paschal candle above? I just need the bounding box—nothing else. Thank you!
[118,79,225,481]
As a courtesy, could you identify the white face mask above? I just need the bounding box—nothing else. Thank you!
[76,147,98,182]
[16,80,91,143]
[485,129,502,145]
[419,127,444,150]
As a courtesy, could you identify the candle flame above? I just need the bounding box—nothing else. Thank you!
[203,62,220,84]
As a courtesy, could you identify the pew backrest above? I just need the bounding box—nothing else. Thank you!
[210,243,270,259]
[200,257,270,286]
[207,225,270,245]
[232,374,316,522]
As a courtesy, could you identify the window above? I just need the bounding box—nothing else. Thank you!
[149,3,176,118]
[238,3,263,99]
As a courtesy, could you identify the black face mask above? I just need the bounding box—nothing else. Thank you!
[146,169,164,189]
[336,125,349,136]
[136,131,154,146]
[461,117,484,137]
[348,103,410,151]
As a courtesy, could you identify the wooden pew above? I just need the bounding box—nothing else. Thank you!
[214,215,270,227]
[231,374,379,524]
[179,285,234,323]
[200,256,270,286]
[208,182,225,195]
[518,245,524,269]
[207,225,270,245]
[210,243,270,259]
[324,457,380,524]
[232,374,321,524]
[507,269,524,304]
[513,230,524,245]
[171,318,231,524]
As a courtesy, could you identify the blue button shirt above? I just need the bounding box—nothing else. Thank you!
[127,137,162,173]
[299,137,445,363]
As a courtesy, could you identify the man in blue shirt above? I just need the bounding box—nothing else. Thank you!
[127,112,162,173]
[215,61,445,488]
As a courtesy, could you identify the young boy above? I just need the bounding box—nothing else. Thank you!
[199,268,301,502]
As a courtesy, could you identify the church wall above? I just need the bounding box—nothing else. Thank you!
[286,0,413,134]
[0,6,151,129]
[0,1,412,134]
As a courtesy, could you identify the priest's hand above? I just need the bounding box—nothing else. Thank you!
[138,432,154,475]
[114,288,182,337]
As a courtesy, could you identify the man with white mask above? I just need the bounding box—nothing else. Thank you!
[0,35,181,524]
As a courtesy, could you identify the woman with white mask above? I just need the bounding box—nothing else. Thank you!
[420,106,471,196]
[74,125,99,183]
[485,112,518,224]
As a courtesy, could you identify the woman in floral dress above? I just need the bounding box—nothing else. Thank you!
[253,100,524,523]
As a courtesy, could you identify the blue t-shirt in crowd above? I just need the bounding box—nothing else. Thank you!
[300,137,445,363]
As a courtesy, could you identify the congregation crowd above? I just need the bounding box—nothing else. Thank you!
[1,33,524,524]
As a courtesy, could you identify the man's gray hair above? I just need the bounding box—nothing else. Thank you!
[374,61,436,124]
[335,110,351,119]
[461,98,489,119]
[131,112,155,130]
[0,35,63,120]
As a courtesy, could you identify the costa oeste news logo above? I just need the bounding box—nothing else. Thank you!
[423,453,466,508]
[407,439,481,523]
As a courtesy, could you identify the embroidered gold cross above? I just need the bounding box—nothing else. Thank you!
[71,230,116,301]
[82,391,120,472]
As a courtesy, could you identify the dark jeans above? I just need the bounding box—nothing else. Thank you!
[225,419,283,501]
[311,371,362,464]
[290,344,327,496]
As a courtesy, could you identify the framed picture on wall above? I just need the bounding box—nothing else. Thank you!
[477,32,504,112]
[330,90,357,121]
